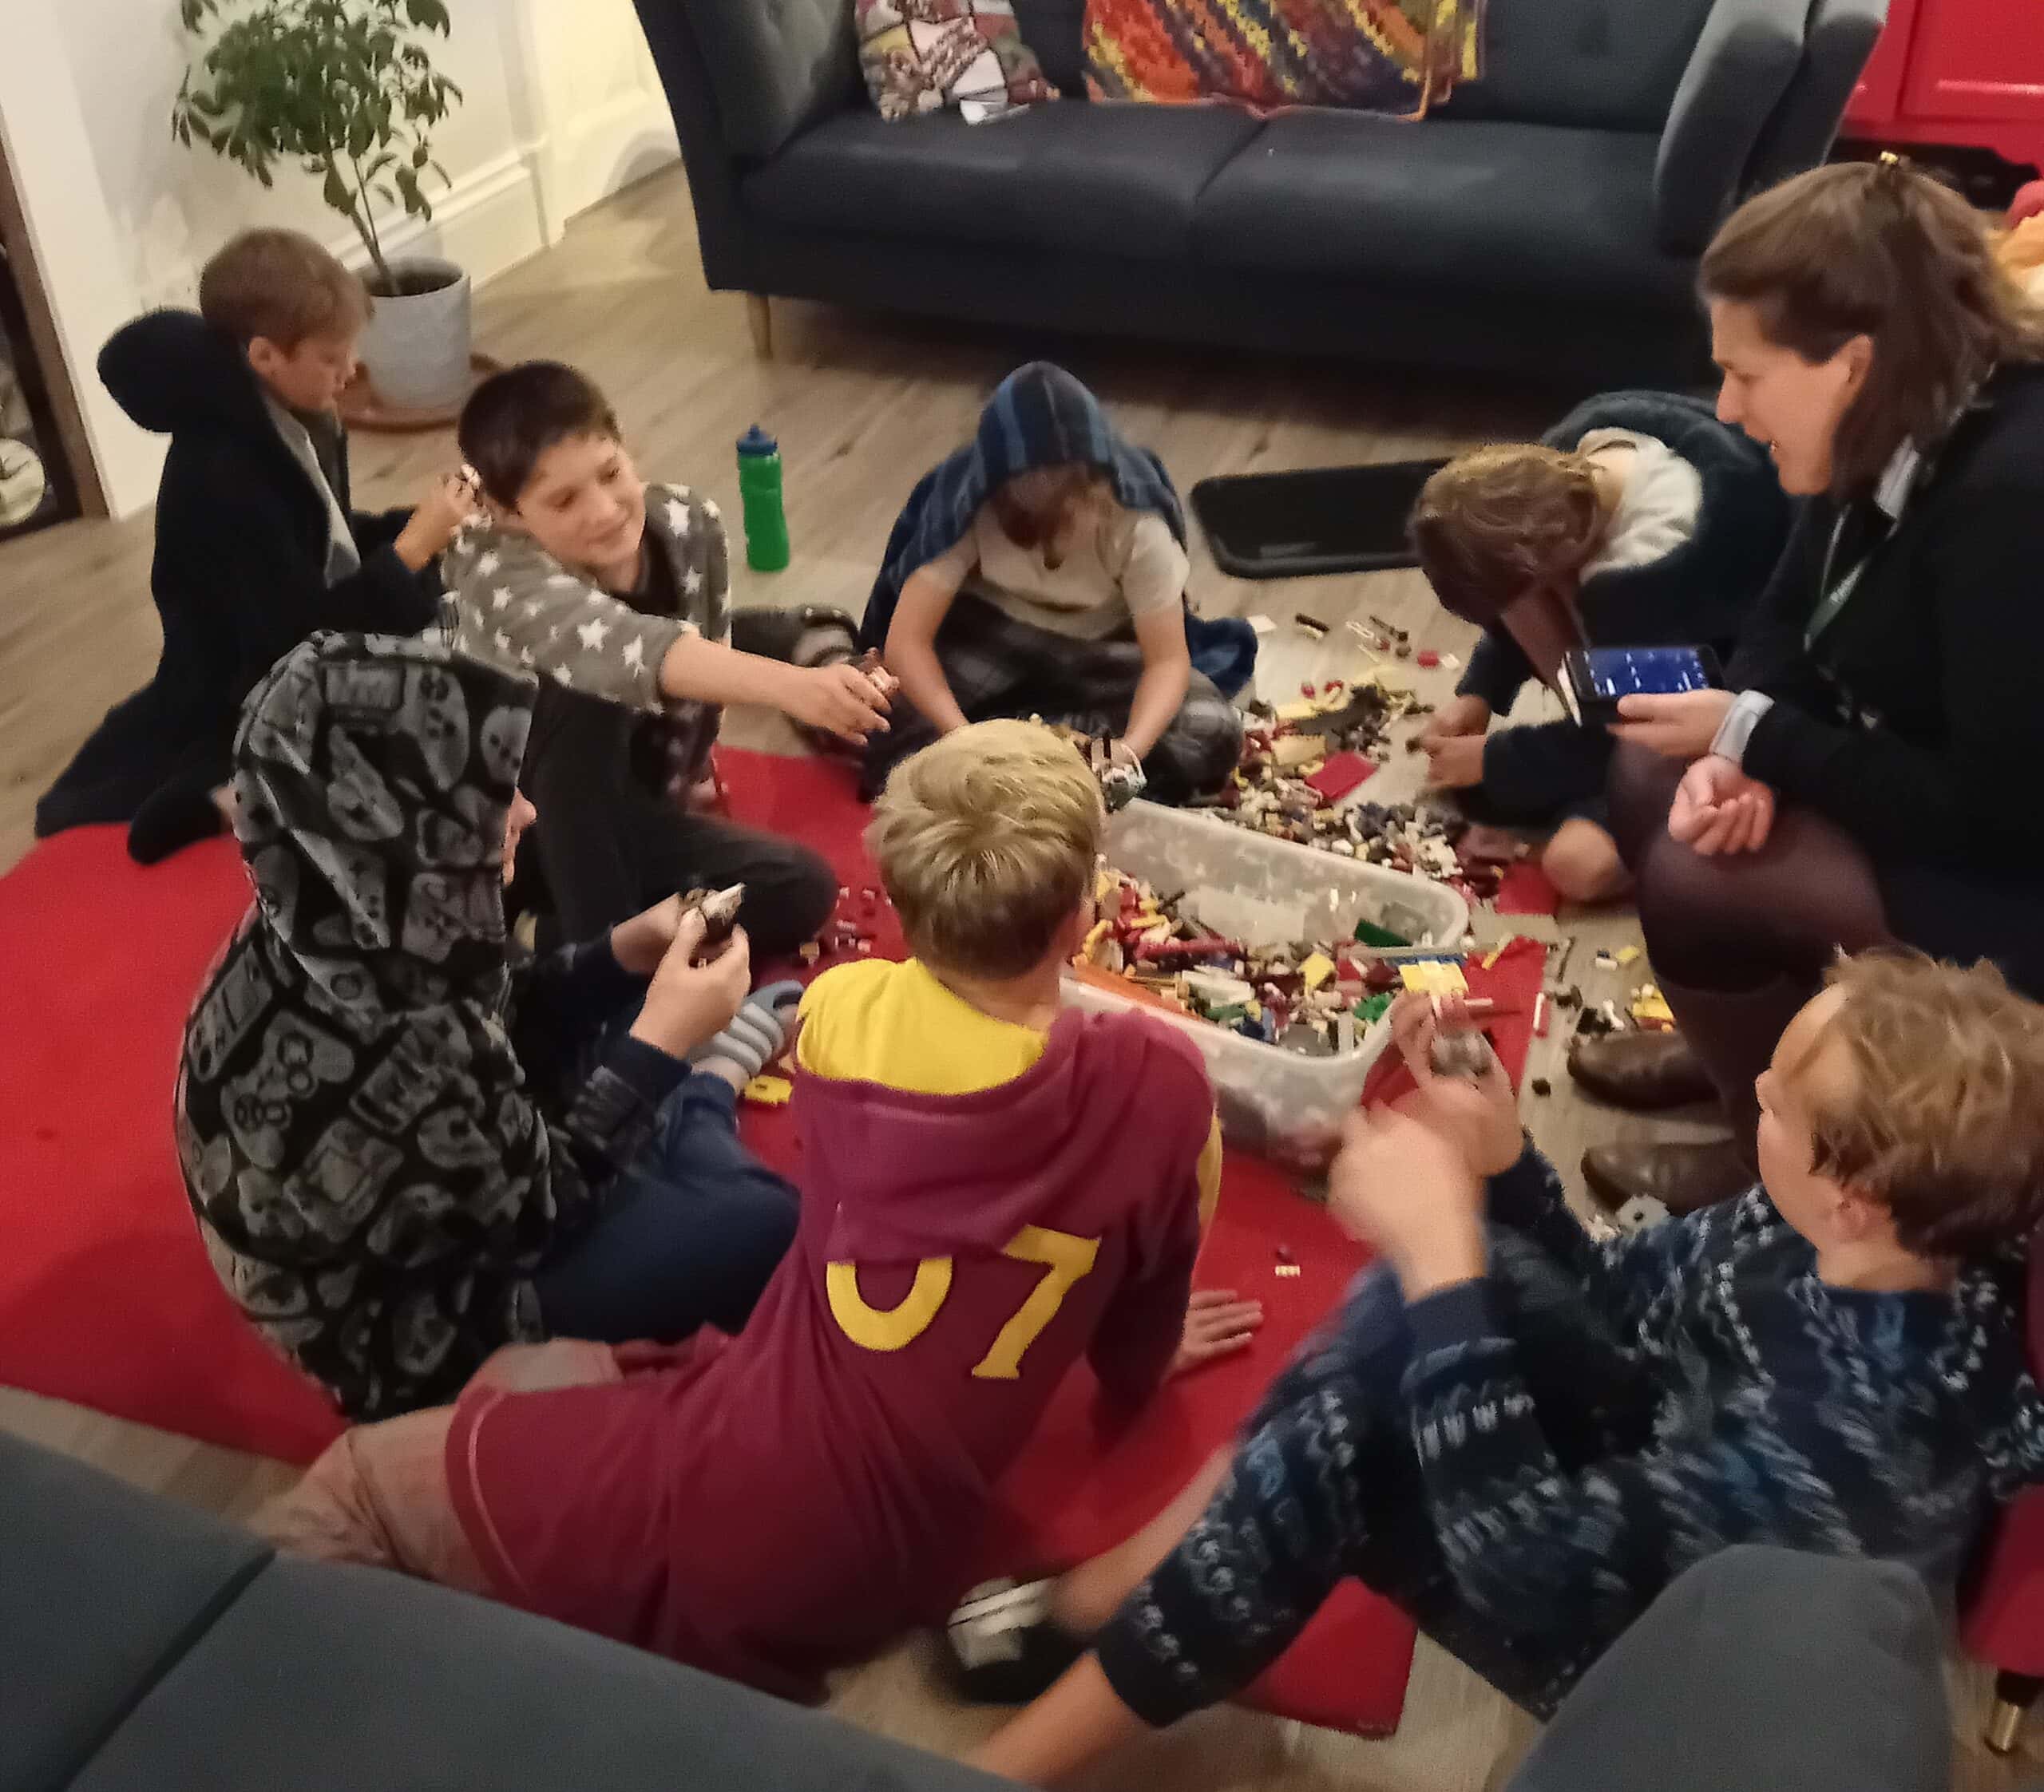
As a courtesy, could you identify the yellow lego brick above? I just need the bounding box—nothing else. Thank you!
[1630,984,1675,1028]
[1399,959,1469,996]
[1616,945,1643,967]
[1301,951,1336,991]
[742,1074,794,1107]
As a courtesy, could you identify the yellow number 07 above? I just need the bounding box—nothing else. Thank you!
[826,1224,1100,1380]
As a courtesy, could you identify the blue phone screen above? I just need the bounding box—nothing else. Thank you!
[1583,647,1711,700]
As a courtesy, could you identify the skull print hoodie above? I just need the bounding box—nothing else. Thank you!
[176,633,683,1420]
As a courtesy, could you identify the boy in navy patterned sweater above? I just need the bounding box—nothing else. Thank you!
[965,959,2044,1785]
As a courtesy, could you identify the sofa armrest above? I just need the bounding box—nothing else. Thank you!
[1745,0,1890,196]
[1652,0,1808,255]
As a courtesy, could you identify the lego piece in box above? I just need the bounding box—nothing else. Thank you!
[1353,919,1413,949]
[1399,959,1468,996]
[1272,734,1323,769]
[1304,751,1375,803]
[1300,951,1336,991]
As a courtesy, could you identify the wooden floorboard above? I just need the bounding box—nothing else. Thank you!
[0,164,2033,1789]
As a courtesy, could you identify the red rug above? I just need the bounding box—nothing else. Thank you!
[1,749,1548,1736]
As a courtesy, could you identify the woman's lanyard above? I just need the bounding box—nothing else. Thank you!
[1804,510,1880,650]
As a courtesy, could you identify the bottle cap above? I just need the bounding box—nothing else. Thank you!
[737,425,778,457]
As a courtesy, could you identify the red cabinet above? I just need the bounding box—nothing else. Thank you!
[1847,0,2044,172]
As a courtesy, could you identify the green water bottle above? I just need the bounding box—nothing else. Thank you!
[736,425,790,572]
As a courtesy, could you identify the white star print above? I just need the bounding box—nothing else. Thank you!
[701,500,720,522]
[491,585,513,611]
[576,616,611,651]
[521,598,545,619]
[623,636,646,673]
[476,551,500,578]
[683,568,703,595]
[551,663,573,686]
[493,629,512,655]
[547,573,580,588]
[666,499,692,536]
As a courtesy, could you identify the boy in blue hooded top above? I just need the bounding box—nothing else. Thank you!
[862,363,1254,801]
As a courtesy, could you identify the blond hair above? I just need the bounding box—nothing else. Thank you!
[1791,953,2044,1257]
[1409,444,1606,626]
[199,228,370,350]
[868,720,1103,981]
[1701,160,2044,497]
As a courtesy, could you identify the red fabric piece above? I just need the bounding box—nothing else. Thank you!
[1303,750,1376,802]
[447,1009,1213,1703]
[0,827,346,1462]
[1492,859,1562,916]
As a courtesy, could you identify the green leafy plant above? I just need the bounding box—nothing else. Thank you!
[172,0,463,295]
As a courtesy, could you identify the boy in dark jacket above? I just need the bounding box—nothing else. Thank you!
[35,228,468,863]
[1409,391,1788,903]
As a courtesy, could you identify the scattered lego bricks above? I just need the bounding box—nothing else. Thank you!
[1075,866,1447,1056]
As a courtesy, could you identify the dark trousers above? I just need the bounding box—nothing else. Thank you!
[533,1074,797,1343]
[865,595,1243,803]
[520,696,836,955]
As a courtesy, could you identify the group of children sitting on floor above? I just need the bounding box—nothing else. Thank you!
[43,220,2044,1785]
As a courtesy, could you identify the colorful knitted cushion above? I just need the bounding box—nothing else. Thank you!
[858,0,1060,122]
[1084,0,1483,113]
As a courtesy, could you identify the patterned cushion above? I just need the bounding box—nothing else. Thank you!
[857,0,1060,122]
[1083,0,1481,114]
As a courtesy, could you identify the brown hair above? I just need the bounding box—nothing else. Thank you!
[989,465,1115,566]
[867,719,1103,982]
[1409,445,1606,626]
[458,362,622,507]
[198,228,370,350]
[1788,952,2044,1258]
[1701,159,2044,497]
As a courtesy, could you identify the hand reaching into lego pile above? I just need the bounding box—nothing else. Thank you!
[1419,694,1490,750]
[1169,1288,1265,1378]
[1422,732,1485,791]
[779,662,893,746]
[1610,687,1734,759]
[1668,754,1775,856]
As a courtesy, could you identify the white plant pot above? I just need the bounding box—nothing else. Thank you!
[358,257,472,410]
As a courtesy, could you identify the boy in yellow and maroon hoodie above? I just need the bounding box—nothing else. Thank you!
[254,719,1258,1697]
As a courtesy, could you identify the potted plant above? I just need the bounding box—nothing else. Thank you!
[172,0,471,411]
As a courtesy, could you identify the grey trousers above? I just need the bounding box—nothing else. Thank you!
[1507,1546,1950,1792]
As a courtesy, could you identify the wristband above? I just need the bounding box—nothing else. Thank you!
[1709,690,1774,768]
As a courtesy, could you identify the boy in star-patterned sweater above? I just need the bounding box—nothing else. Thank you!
[445,361,892,947]
[967,960,2044,1787]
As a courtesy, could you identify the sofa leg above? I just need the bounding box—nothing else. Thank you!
[1987,1671,2044,1754]
[746,293,773,360]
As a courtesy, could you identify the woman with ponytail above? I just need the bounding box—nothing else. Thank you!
[1571,156,2044,1213]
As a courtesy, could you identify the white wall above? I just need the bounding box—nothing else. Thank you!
[0,0,678,515]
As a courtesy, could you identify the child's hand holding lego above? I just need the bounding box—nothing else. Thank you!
[394,467,481,569]
[629,912,751,1059]
[1327,1106,1487,1299]
[1419,694,1490,750]
[1388,991,1523,1176]
[782,662,893,745]
[1423,734,1485,791]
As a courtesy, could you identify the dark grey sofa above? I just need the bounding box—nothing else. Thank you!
[0,1431,1007,1792]
[632,0,1884,382]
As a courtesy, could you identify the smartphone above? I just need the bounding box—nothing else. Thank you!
[1560,645,1724,728]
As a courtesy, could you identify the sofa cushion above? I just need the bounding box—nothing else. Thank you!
[1440,0,1721,131]
[744,103,1262,260]
[70,1554,1013,1792]
[0,1432,271,1792]
[1012,0,1089,95]
[1194,113,1697,307]
[691,0,862,160]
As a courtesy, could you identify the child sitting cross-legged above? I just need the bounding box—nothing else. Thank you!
[253,718,1260,1699]
[963,963,2044,1786]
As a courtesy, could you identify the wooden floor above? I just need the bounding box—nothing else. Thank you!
[0,164,2034,1789]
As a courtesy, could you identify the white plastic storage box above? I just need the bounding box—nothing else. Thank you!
[1062,801,1468,1169]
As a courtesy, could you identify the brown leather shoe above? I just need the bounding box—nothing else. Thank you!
[1568,1030,1716,1110]
[1582,1138,1753,1216]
